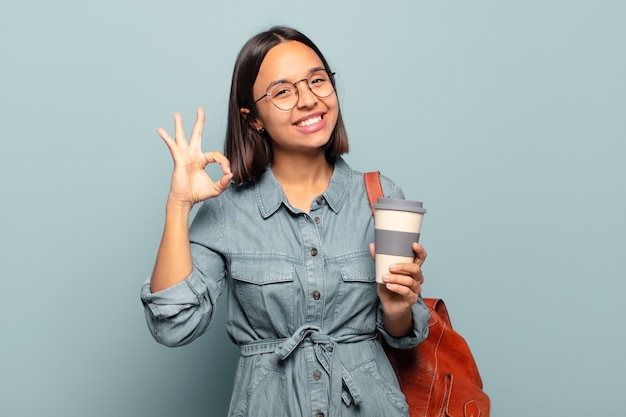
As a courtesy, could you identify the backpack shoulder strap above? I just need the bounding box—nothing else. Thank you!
[364,171,383,215]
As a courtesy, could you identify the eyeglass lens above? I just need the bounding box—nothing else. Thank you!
[269,70,334,110]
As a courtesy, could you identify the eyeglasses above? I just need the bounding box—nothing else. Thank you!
[253,69,335,111]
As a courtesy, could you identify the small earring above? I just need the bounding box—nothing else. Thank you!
[257,127,265,134]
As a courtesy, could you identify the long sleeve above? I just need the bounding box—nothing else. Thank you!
[141,197,228,347]
[376,295,430,349]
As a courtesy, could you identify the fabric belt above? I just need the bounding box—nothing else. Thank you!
[240,325,377,412]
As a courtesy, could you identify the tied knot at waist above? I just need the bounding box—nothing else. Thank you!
[275,325,334,360]
[240,325,378,408]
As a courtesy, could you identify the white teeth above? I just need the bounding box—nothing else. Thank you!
[296,116,322,127]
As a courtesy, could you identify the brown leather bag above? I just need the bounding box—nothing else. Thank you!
[365,171,490,417]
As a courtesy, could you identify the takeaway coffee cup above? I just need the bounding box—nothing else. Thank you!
[374,198,426,284]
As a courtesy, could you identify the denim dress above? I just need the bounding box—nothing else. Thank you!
[141,157,430,417]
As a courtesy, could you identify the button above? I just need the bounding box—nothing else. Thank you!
[313,216,320,224]
[310,248,318,256]
[315,196,324,205]
[313,371,322,380]
[312,291,321,300]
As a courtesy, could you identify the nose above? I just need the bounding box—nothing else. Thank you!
[294,79,318,108]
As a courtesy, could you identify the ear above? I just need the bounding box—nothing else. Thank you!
[240,108,264,131]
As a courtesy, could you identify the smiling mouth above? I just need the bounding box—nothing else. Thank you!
[295,115,323,127]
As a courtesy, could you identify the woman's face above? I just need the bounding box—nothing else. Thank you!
[251,41,339,157]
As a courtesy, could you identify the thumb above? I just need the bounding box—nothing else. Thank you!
[217,172,233,191]
[369,242,376,260]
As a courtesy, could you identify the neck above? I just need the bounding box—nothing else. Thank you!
[271,152,333,188]
[271,153,334,212]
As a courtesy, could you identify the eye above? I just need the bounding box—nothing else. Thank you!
[271,83,295,99]
[310,72,329,85]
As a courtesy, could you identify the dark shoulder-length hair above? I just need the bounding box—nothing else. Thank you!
[225,26,349,184]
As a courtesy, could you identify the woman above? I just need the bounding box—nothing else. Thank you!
[141,26,430,417]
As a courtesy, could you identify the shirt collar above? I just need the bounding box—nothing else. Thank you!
[255,156,352,218]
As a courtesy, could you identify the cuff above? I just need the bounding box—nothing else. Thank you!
[140,272,204,320]
[377,297,430,349]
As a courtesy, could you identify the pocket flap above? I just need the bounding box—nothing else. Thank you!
[231,259,295,285]
[339,257,375,283]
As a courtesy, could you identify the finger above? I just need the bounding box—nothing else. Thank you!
[203,151,232,174]
[412,242,427,266]
[157,127,172,143]
[384,272,420,288]
[202,151,233,191]
[157,128,178,158]
[217,172,234,191]
[413,270,425,285]
[173,112,187,147]
[388,263,424,285]
[389,262,420,276]
[411,267,425,285]
[189,107,205,149]
[392,266,424,284]
[383,280,420,300]
[369,242,375,259]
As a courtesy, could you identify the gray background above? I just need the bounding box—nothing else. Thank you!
[1,0,624,416]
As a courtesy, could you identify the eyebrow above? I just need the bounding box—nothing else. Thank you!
[266,66,326,90]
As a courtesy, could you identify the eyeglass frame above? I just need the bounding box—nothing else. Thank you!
[252,69,336,111]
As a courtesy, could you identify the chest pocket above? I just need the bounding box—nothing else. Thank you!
[230,259,296,335]
[335,256,378,333]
